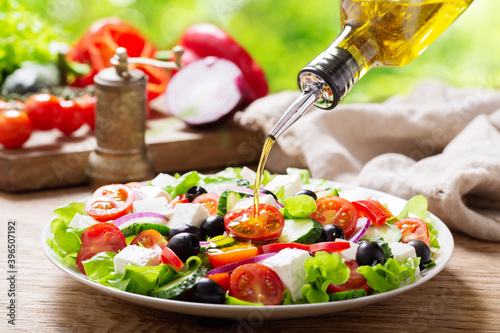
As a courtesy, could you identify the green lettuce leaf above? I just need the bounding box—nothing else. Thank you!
[395,195,440,253]
[286,168,311,185]
[164,171,201,198]
[357,257,420,293]
[82,252,117,282]
[46,202,86,269]
[283,195,317,218]
[301,251,350,303]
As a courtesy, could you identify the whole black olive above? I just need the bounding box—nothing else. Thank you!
[200,215,225,238]
[186,186,207,202]
[408,240,432,269]
[356,241,386,266]
[191,278,226,304]
[295,189,317,201]
[168,223,204,241]
[167,232,200,262]
[316,224,345,243]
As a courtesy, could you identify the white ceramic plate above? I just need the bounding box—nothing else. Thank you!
[41,181,454,320]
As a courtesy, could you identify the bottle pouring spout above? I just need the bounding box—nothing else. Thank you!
[268,83,322,141]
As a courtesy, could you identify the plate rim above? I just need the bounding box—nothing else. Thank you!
[41,180,454,320]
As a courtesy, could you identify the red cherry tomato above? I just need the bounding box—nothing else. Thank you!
[0,110,32,149]
[192,193,220,215]
[57,99,85,135]
[160,247,183,271]
[224,204,284,241]
[24,93,63,130]
[178,23,268,103]
[206,242,258,268]
[395,217,430,246]
[352,200,387,227]
[207,272,231,293]
[229,263,284,305]
[328,260,371,293]
[76,223,127,274]
[77,95,96,130]
[85,184,135,222]
[309,196,358,238]
[130,229,167,249]
[68,18,169,107]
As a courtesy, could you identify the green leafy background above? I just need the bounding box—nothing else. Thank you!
[10,0,500,102]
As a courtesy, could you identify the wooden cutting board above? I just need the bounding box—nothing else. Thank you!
[0,115,263,193]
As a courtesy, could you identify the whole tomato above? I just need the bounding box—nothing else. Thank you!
[24,93,63,130]
[57,99,85,135]
[68,17,170,107]
[0,110,32,149]
[76,94,96,130]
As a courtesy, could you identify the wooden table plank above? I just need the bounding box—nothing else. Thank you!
[1,186,499,332]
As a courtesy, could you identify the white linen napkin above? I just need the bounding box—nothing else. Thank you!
[235,82,500,241]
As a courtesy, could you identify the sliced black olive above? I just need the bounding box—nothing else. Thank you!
[167,232,200,262]
[186,186,207,202]
[295,189,317,201]
[356,241,386,266]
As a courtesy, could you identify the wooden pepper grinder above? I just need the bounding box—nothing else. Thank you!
[86,47,183,189]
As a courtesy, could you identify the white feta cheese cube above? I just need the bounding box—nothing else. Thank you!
[136,186,172,202]
[389,242,421,278]
[114,245,161,274]
[264,174,302,200]
[260,248,310,302]
[335,239,359,262]
[68,213,99,229]
[167,203,210,228]
[239,166,257,184]
[229,194,277,212]
[150,173,177,189]
[133,197,174,220]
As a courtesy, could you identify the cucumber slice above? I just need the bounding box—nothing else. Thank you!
[207,235,237,248]
[121,223,170,238]
[217,190,243,216]
[149,269,204,299]
[329,289,367,301]
[278,218,323,244]
[360,224,402,243]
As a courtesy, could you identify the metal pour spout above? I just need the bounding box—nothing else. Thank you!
[268,83,322,141]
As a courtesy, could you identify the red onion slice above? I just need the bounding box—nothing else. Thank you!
[113,212,168,228]
[348,217,371,243]
[206,252,277,276]
[165,57,245,125]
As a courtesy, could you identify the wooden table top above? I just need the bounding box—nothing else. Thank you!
[1,185,499,332]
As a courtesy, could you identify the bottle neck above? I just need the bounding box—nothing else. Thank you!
[297,26,370,110]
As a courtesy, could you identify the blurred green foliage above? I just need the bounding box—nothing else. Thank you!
[12,0,500,102]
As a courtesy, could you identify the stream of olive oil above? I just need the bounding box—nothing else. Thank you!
[252,136,275,216]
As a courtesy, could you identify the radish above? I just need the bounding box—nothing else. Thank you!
[165,57,245,125]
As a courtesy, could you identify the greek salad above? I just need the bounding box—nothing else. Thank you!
[46,167,440,306]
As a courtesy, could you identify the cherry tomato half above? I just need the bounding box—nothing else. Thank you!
[309,196,358,238]
[229,263,283,305]
[57,99,85,136]
[328,260,371,293]
[352,200,387,227]
[0,110,32,149]
[76,223,127,274]
[130,229,167,249]
[85,184,135,222]
[160,247,183,271]
[24,93,63,130]
[224,204,284,241]
[395,217,430,246]
[206,242,258,268]
[192,193,220,215]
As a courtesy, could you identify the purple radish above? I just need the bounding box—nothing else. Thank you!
[165,57,246,125]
